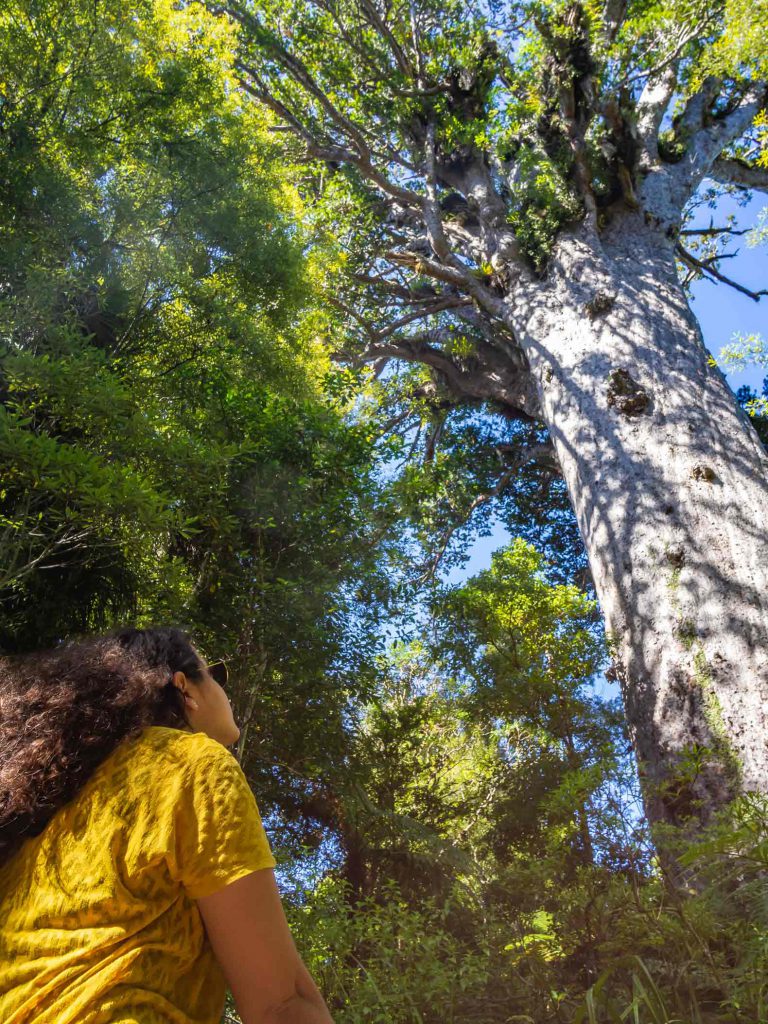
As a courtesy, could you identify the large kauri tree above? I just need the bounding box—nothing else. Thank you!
[213,0,768,833]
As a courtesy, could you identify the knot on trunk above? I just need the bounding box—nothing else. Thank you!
[691,464,718,483]
[665,546,685,569]
[604,662,623,684]
[606,368,651,416]
[584,289,616,319]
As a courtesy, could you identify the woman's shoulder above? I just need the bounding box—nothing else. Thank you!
[132,726,237,771]
[94,727,238,805]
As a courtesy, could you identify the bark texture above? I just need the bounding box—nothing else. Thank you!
[508,216,768,827]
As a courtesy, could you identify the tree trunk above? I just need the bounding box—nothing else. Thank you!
[507,214,768,832]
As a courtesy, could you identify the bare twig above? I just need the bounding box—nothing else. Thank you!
[676,243,768,302]
[410,443,556,586]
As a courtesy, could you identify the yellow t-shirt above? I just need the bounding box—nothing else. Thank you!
[0,725,276,1024]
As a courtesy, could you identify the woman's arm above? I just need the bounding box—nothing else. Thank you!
[196,868,335,1024]
[262,960,334,1024]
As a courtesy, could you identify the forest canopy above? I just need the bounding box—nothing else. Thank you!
[1,0,767,1021]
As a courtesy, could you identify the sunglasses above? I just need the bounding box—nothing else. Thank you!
[206,660,229,689]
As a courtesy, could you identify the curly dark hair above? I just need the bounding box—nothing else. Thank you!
[0,625,206,869]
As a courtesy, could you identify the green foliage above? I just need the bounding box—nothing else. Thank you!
[255,729,768,1024]
[0,2,405,917]
[505,148,584,270]
[435,538,603,677]
[717,333,768,373]
[229,540,768,1024]
[715,334,768,443]
[0,0,394,816]
[577,796,768,1023]
[282,877,494,1024]
[222,0,767,279]
[227,541,637,1023]
[695,0,768,79]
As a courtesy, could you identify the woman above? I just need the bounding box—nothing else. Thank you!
[0,626,335,1024]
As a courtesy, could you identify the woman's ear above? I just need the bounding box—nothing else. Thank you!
[172,670,199,710]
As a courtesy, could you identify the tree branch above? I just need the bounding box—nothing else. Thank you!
[676,243,768,302]
[635,66,677,166]
[709,157,768,194]
[676,75,723,141]
[681,83,768,196]
[358,0,413,78]
[328,293,471,342]
[422,121,451,259]
[335,324,540,419]
[385,249,507,317]
[237,62,422,209]
[680,224,751,237]
[225,4,373,156]
[601,0,629,45]
[410,442,557,586]
[438,158,525,272]
[376,296,473,338]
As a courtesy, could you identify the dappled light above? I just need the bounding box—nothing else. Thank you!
[1,0,767,1022]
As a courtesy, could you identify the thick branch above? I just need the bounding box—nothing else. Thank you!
[238,64,422,210]
[452,304,527,371]
[328,293,471,341]
[376,296,472,338]
[358,0,413,78]
[601,0,629,45]
[681,84,768,196]
[422,122,450,259]
[386,250,507,318]
[224,3,372,156]
[635,66,678,166]
[337,328,541,420]
[640,82,768,218]
[709,157,768,194]
[680,224,751,237]
[676,75,723,141]
[439,158,525,272]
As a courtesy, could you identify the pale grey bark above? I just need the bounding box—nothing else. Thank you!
[506,216,768,826]
[709,157,768,193]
